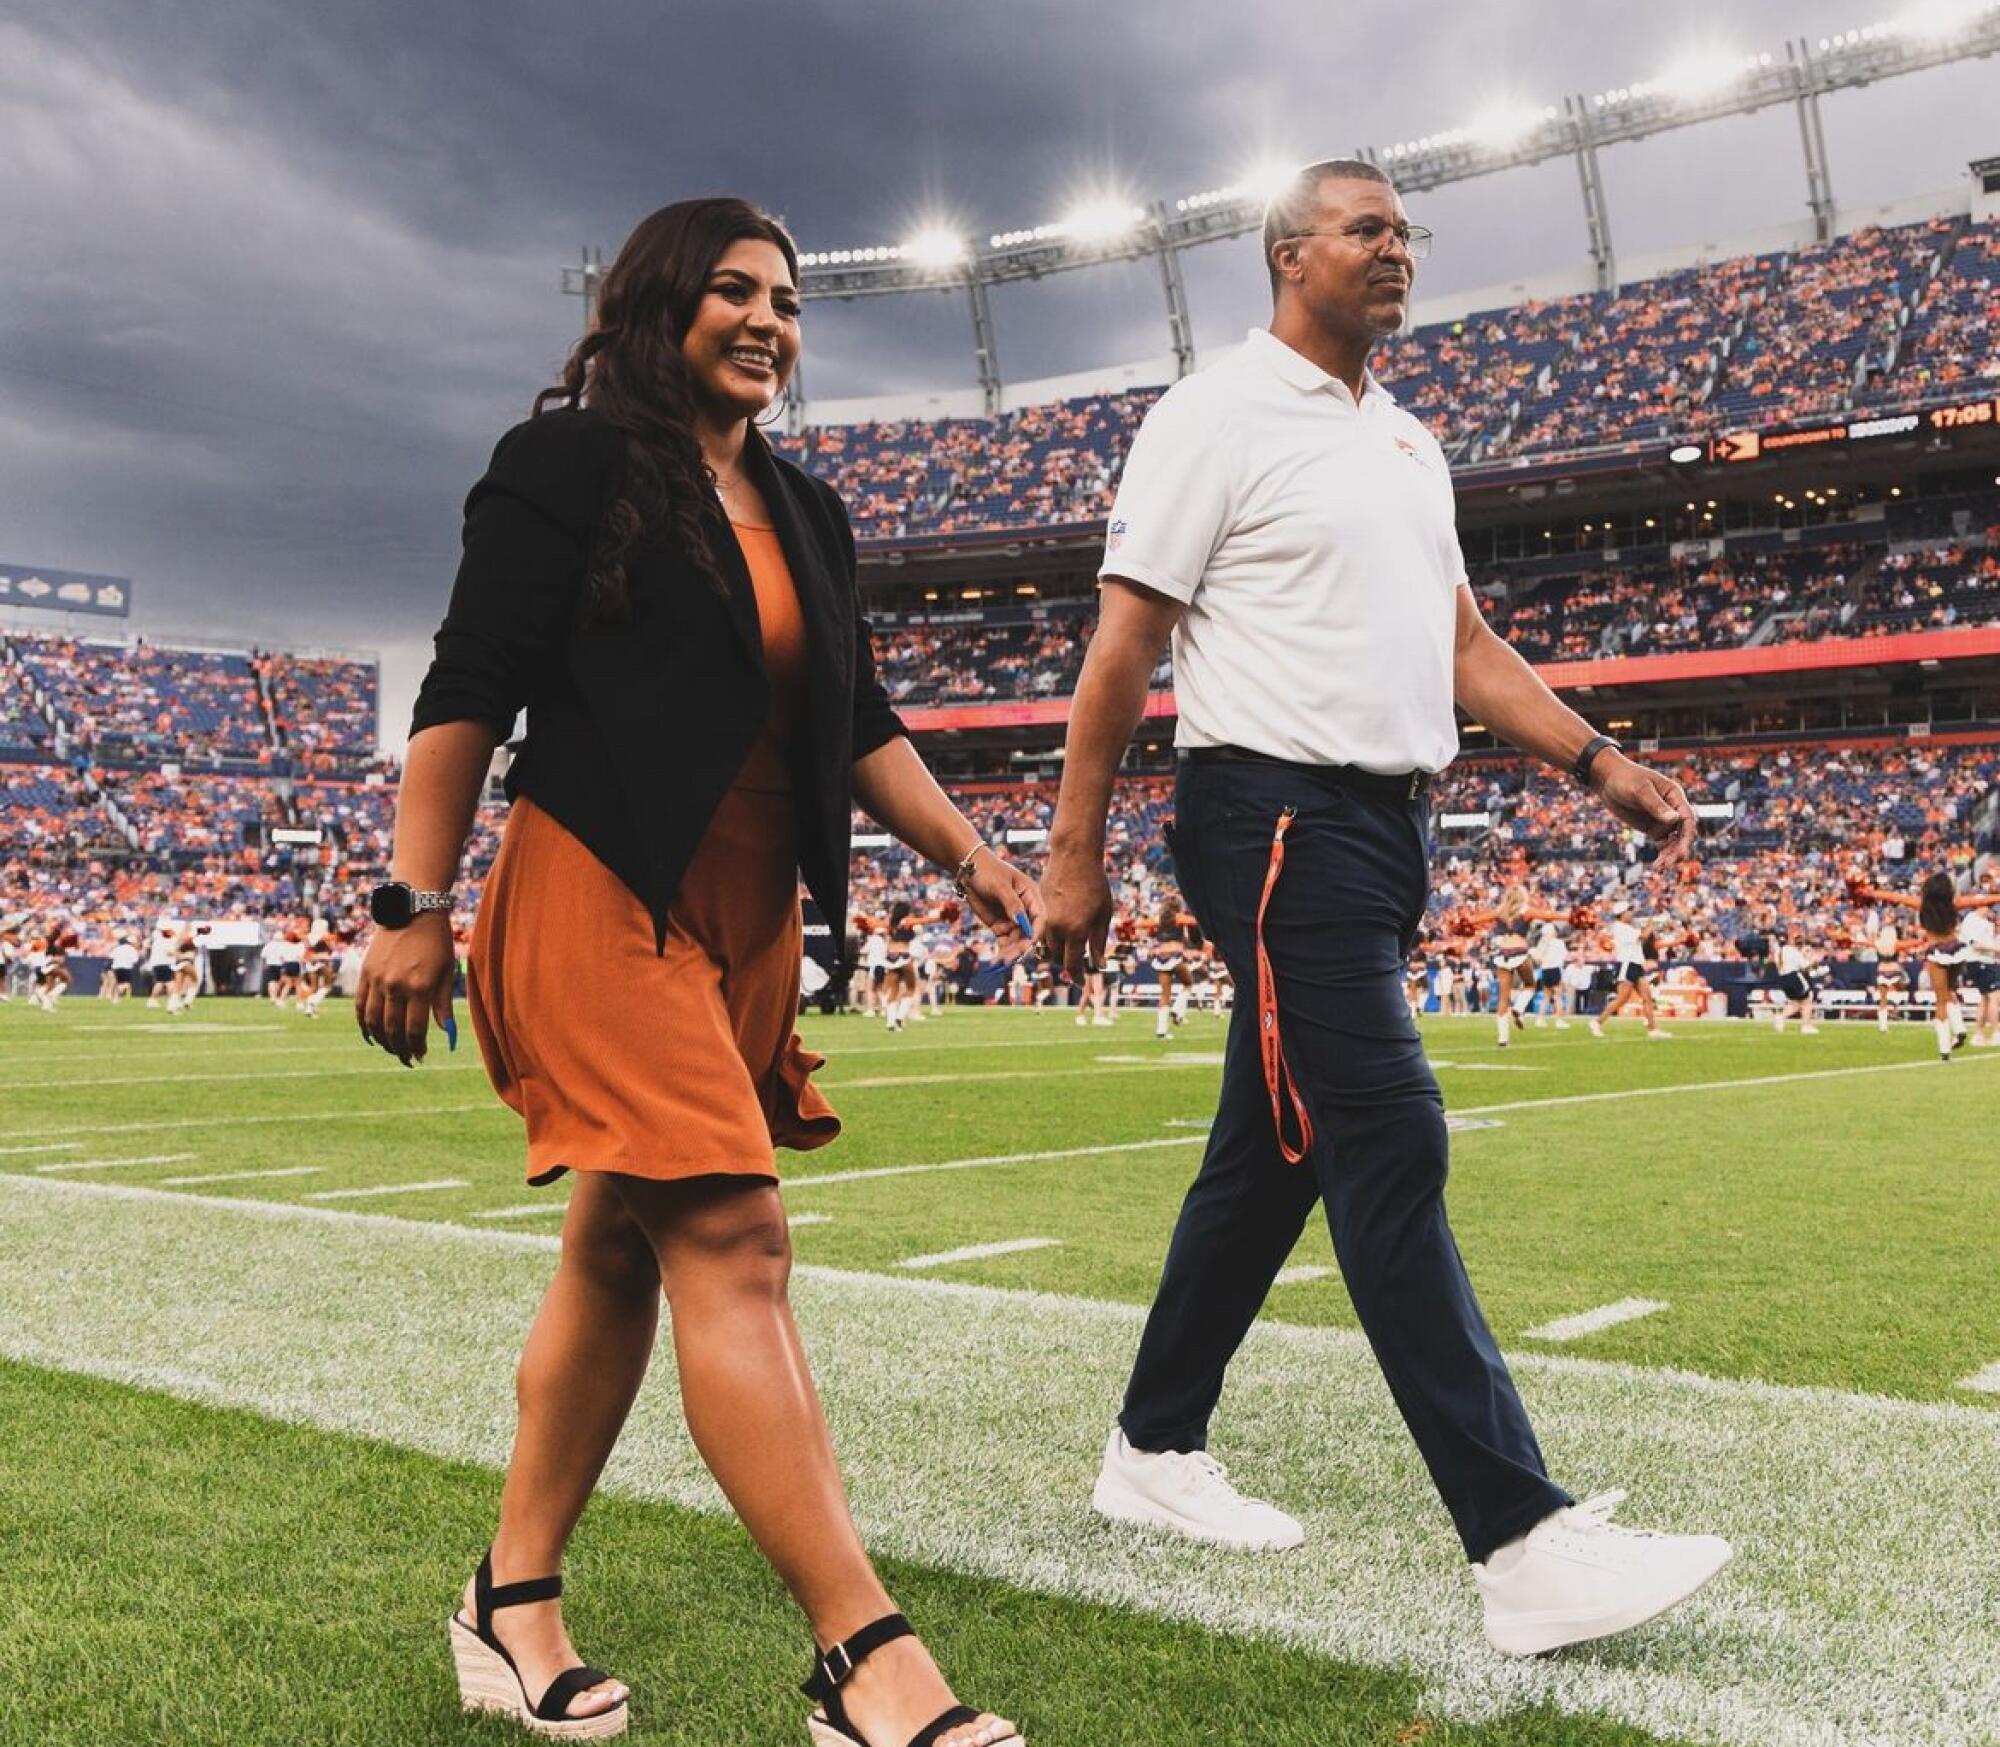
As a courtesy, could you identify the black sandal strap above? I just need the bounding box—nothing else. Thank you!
[473,1550,562,1630]
[533,1664,623,1723]
[910,1704,984,1747]
[487,1573,563,1611]
[800,1612,915,1701]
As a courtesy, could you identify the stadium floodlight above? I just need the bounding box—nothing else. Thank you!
[1465,100,1556,149]
[1058,198,1147,243]
[1654,46,1762,102]
[1233,158,1299,204]
[901,227,967,269]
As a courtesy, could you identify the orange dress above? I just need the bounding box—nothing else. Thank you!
[467,521,841,1186]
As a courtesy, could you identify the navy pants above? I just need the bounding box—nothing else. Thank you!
[1119,756,1571,1562]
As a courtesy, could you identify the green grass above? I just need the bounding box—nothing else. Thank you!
[4,999,1999,1746]
[0,1360,1679,1747]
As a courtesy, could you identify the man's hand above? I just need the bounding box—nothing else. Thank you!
[1041,840,1115,979]
[1593,753,1697,867]
[356,913,456,1066]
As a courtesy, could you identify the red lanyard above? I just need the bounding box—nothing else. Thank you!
[1255,806,1315,1166]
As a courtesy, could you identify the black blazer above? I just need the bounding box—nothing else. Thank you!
[410,407,905,951]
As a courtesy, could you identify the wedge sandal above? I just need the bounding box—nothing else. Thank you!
[448,1550,629,1740]
[801,1612,1021,1747]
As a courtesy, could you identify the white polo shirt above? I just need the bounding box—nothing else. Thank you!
[1100,327,1468,774]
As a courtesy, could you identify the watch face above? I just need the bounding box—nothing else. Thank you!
[370,883,413,929]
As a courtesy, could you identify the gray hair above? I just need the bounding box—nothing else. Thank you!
[1262,159,1395,292]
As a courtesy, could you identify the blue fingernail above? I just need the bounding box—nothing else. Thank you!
[443,1015,458,1051]
[1015,911,1033,936]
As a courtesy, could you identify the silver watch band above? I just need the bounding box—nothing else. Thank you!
[411,889,455,914]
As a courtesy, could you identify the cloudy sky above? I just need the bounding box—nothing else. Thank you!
[2,1,1994,745]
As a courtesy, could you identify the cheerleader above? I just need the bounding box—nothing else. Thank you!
[1589,903,1671,1039]
[1530,921,1572,1029]
[33,917,78,1010]
[1955,894,1999,1046]
[1770,930,1820,1036]
[1868,918,1911,1034]
[1150,897,1196,1039]
[881,901,919,1031]
[1484,885,1561,1047]
[1403,928,1430,1020]
[1852,871,2000,1061]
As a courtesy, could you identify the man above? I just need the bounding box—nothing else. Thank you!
[1041,160,1731,1656]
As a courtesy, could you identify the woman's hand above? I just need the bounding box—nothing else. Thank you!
[960,845,1045,961]
[356,914,457,1066]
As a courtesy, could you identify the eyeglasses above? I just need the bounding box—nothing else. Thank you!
[1281,218,1433,261]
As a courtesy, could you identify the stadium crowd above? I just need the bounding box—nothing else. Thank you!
[766,216,1999,541]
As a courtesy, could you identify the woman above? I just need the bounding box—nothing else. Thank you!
[880,900,920,1032]
[1588,903,1670,1040]
[1852,869,2000,1061]
[358,200,1032,1747]
[1770,929,1820,1036]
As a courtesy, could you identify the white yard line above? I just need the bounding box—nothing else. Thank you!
[302,1178,468,1202]
[1524,1298,1669,1342]
[788,1135,1205,1190]
[0,1141,83,1157]
[33,1152,198,1174]
[823,1063,1225,1090]
[1272,1265,1333,1286]
[897,1237,1061,1270]
[470,1203,568,1221]
[2,1172,1997,1747]
[3,1063,486,1091]
[157,1166,328,1188]
[8,1103,499,1140]
[787,1211,833,1228]
[1454,1051,2000,1119]
[1957,1360,2000,1394]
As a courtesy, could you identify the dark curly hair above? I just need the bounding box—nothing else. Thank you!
[534,198,799,621]
[1919,871,1959,936]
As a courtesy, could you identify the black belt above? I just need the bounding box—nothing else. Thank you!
[1178,744,1432,803]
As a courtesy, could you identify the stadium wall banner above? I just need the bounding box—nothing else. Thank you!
[0,562,131,618]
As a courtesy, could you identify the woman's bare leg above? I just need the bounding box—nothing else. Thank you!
[472,1174,659,1717]
[612,1173,1013,1747]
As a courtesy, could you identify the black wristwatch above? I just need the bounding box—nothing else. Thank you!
[368,882,455,929]
[1572,733,1622,790]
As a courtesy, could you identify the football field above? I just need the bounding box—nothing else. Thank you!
[3,1000,1997,1746]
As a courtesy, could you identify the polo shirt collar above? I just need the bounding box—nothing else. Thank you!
[1243,327,1395,407]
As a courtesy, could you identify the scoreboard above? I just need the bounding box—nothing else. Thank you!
[1696,393,2000,465]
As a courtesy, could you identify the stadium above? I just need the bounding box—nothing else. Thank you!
[4,7,2000,1746]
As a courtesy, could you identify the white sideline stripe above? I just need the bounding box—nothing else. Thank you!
[897,1237,1061,1270]
[0,1142,83,1157]
[1958,1360,2000,1394]
[470,1203,569,1221]
[1524,1298,1669,1342]
[4,1173,1998,1747]
[33,1152,197,1174]
[788,1135,1204,1190]
[157,1166,328,1188]
[302,1178,468,1202]
[1272,1265,1333,1286]
[786,1212,833,1228]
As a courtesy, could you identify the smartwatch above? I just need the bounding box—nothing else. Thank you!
[368,882,455,929]
[1572,733,1622,790]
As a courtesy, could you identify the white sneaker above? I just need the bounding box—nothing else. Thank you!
[1090,1428,1303,1551]
[1091,1015,1115,1026]
[1646,1028,1674,1040]
[1475,1490,1732,1656]
[1588,1018,1604,1037]
[1799,1024,1819,1036]
[1554,1018,1571,1030]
